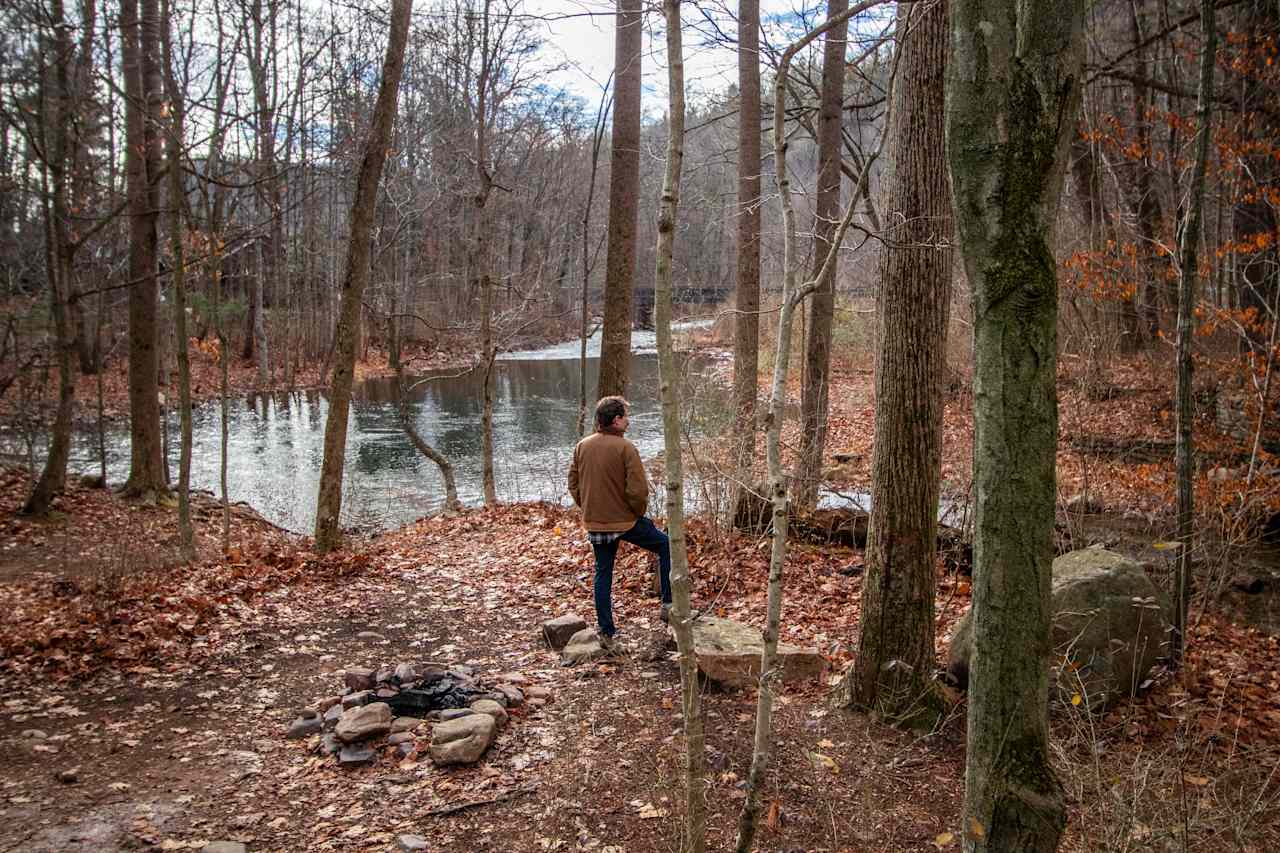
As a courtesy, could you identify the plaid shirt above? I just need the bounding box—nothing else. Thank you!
[587,530,625,546]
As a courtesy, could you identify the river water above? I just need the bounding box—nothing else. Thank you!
[15,326,720,534]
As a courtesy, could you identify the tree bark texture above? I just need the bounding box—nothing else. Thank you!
[652,7,705,849]
[596,0,642,400]
[122,0,167,496]
[1173,0,1216,665]
[843,0,951,727]
[162,0,195,560]
[25,0,76,517]
[947,0,1085,847]
[314,0,413,552]
[733,0,762,487]
[794,0,848,510]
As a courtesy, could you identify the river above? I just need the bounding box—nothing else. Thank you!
[7,325,720,534]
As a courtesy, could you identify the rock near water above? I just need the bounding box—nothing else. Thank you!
[947,546,1171,709]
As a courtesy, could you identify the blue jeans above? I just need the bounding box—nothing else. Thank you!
[591,517,671,637]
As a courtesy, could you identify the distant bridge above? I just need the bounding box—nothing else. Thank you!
[633,284,732,328]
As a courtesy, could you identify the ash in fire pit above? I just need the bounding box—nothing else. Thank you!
[384,670,489,717]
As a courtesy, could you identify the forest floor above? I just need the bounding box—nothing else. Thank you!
[2,344,1280,852]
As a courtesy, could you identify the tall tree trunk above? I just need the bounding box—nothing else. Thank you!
[1173,0,1216,666]
[579,92,609,437]
[314,0,414,552]
[467,0,498,507]
[121,0,167,497]
[837,0,950,728]
[652,5,704,848]
[734,8,868,851]
[596,0,642,399]
[25,0,76,517]
[1128,5,1161,349]
[247,0,275,384]
[794,0,848,510]
[732,0,762,496]
[947,0,1084,846]
[162,0,195,560]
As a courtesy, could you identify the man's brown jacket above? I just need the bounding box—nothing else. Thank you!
[567,431,649,532]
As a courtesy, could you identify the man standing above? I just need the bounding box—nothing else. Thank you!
[568,396,674,646]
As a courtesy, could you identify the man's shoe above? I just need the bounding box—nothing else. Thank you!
[597,630,627,656]
[660,604,702,625]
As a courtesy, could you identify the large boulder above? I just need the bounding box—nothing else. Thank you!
[429,713,497,765]
[685,616,825,688]
[947,546,1171,709]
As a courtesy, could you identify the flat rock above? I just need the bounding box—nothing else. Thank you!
[560,627,606,665]
[494,684,524,706]
[542,615,588,651]
[524,685,552,702]
[357,631,386,641]
[469,698,509,730]
[344,667,376,692]
[322,703,343,729]
[202,843,247,853]
[338,744,376,767]
[394,663,417,682]
[335,702,392,743]
[286,715,323,739]
[429,713,497,765]
[342,690,373,709]
[429,707,474,721]
[387,731,416,746]
[684,617,825,688]
[390,716,423,734]
[397,834,430,851]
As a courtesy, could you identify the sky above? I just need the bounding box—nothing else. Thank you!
[520,0,836,111]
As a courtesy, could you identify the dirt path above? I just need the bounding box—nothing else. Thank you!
[0,506,965,852]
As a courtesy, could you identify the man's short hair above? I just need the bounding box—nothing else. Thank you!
[595,396,629,430]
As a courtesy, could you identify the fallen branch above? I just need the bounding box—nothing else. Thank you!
[421,782,539,817]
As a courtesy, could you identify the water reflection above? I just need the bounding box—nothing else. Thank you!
[37,349,713,534]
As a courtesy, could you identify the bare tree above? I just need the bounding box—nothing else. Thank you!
[121,0,168,497]
[732,0,762,501]
[315,0,414,552]
[837,0,950,727]
[596,0,642,399]
[651,3,705,849]
[1172,0,1216,665]
[794,0,848,510]
[733,5,875,849]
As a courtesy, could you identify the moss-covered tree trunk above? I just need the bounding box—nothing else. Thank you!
[314,0,413,552]
[946,0,1085,846]
[840,0,950,728]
